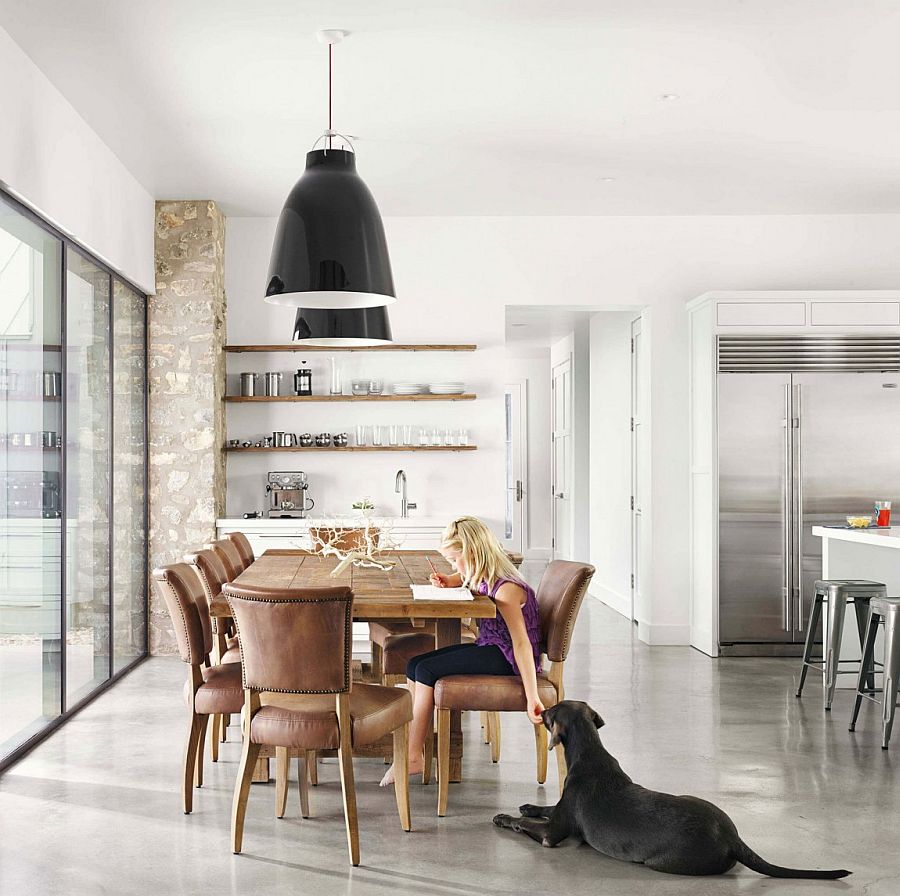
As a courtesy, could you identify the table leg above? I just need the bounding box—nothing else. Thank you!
[435,618,464,783]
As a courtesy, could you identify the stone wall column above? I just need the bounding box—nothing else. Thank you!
[149,200,226,654]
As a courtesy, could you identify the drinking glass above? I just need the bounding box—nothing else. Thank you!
[444,428,455,446]
[418,427,429,446]
[368,379,384,395]
[355,424,368,447]
[372,424,383,446]
[431,427,441,447]
[403,425,414,446]
[458,428,469,446]
[388,425,399,446]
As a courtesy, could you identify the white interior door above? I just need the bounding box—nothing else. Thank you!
[630,318,643,622]
[503,382,527,554]
[551,357,573,560]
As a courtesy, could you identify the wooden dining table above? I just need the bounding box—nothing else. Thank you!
[209,549,496,782]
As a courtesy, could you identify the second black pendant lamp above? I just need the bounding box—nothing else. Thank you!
[267,29,394,345]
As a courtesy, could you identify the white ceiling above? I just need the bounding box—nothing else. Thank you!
[4,1,900,217]
[506,305,599,349]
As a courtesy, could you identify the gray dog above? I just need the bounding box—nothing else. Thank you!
[493,701,849,879]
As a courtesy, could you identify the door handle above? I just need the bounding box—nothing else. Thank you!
[782,383,791,633]
[555,492,565,499]
[515,480,524,502]
[795,383,803,632]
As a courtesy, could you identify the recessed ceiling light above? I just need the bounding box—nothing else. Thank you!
[598,177,616,183]
[510,323,528,328]
[659,93,680,101]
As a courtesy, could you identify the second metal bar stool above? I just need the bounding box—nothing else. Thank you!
[850,597,900,749]
[796,579,886,710]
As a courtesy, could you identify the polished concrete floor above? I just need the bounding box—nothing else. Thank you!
[1,594,897,895]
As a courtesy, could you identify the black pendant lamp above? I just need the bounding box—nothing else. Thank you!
[267,29,395,345]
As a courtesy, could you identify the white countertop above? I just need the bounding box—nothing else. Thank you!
[217,516,448,528]
[812,526,900,550]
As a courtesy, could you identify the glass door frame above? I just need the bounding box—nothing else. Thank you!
[0,186,149,773]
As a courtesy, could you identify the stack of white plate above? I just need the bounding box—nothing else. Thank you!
[428,382,466,395]
[392,383,428,395]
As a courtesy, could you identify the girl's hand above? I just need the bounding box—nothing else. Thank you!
[429,572,449,587]
[527,697,545,725]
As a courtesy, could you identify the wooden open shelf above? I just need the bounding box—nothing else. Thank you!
[226,445,477,453]
[225,393,475,403]
[225,344,476,353]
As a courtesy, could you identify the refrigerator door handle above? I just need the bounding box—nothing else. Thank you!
[782,383,792,632]
[794,383,803,633]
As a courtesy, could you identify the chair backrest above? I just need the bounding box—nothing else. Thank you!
[152,563,213,665]
[309,527,380,553]
[224,583,353,694]
[206,538,246,580]
[226,531,255,568]
[536,560,595,664]
[184,548,230,606]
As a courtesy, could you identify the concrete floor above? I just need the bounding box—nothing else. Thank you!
[1,594,897,895]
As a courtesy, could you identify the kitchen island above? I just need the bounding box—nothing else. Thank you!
[813,526,900,684]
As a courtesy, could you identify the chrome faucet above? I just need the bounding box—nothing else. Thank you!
[395,469,417,518]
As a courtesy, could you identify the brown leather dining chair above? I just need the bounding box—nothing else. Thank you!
[224,582,414,865]
[206,538,248,580]
[184,548,241,758]
[152,564,245,814]
[433,560,595,816]
[226,531,255,569]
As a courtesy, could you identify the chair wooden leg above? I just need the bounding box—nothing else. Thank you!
[489,712,501,763]
[393,722,412,831]
[231,737,261,854]
[555,746,567,797]
[422,710,435,785]
[437,708,451,817]
[221,713,229,743]
[336,695,360,867]
[275,747,289,818]
[182,711,204,813]
[308,751,318,786]
[210,714,220,762]
[371,642,384,680]
[481,711,491,744]
[194,714,208,788]
[298,752,311,818]
[534,721,548,784]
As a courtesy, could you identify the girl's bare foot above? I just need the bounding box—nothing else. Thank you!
[379,759,425,787]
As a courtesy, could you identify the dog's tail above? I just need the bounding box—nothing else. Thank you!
[733,840,850,880]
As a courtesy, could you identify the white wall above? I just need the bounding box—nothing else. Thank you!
[0,25,154,292]
[505,350,552,557]
[226,212,900,645]
[589,311,638,619]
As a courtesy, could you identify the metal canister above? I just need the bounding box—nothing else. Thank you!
[239,372,259,397]
[264,372,283,396]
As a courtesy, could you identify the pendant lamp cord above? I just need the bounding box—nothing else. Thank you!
[328,43,332,150]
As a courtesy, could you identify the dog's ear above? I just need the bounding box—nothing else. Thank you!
[547,721,563,751]
[590,708,605,730]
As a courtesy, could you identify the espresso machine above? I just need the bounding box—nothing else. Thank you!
[266,471,314,518]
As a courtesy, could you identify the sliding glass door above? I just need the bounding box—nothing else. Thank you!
[0,189,148,769]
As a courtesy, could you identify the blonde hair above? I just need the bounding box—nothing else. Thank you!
[440,516,523,592]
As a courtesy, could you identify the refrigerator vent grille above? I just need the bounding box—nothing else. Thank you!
[717,336,900,372]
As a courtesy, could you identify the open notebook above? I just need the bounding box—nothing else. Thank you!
[410,584,474,601]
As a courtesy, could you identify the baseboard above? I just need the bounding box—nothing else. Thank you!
[591,584,631,620]
[523,547,552,561]
[637,621,691,646]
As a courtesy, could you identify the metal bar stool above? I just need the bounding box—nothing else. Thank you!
[796,579,886,710]
[850,597,900,749]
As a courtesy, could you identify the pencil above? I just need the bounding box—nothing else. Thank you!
[427,556,439,579]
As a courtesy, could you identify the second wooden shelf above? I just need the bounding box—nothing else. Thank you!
[225,394,475,403]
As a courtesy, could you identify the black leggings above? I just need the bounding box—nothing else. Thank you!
[406,643,513,688]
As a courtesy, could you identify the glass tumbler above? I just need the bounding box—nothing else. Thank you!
[431,427,442,447]
[388,425,399,446]
[403,425,414,446]
[418,427,429,446]
[355,424,368,447]
[444,428,455,446]
[372,424,383,446]
[368,379,384,395]
[458,428,469,446]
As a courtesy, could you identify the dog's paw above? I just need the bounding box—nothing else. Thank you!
[492,813,514,828]
[519,803,545,817]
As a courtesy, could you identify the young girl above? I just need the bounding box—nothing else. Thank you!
[380,515,543,787]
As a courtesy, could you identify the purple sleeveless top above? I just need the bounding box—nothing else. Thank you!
[475,577,542,675]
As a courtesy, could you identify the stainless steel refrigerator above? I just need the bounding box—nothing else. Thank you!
[717,336,900,654]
